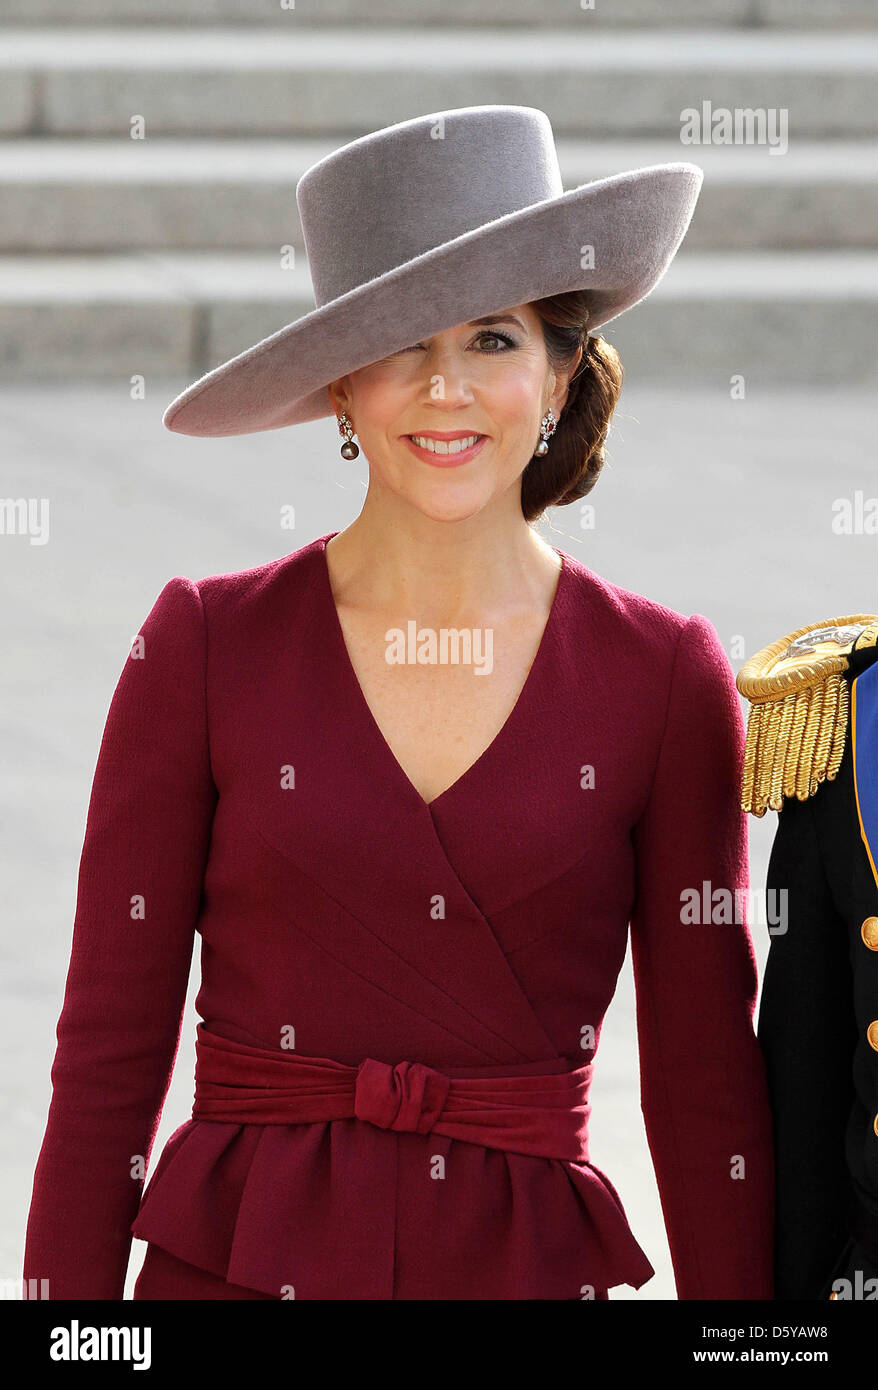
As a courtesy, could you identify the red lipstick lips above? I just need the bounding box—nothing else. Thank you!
[403,430,487,467]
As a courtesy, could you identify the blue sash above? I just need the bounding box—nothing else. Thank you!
[852,660,878,891]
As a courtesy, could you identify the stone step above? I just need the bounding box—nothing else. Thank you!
[0,250,875,385]
[1,138,876,251]
[0,0,874,27]
[2,28,876,136]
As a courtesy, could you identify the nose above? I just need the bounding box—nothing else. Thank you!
[414,342,479,404]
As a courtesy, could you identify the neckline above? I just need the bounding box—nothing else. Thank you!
[316,530,568,812]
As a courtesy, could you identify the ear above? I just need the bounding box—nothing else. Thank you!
[550,344,584,415]
[327,378,351,415]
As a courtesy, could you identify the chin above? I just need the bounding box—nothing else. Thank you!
[402,489,495,526]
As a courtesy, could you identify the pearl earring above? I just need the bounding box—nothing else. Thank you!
[534,406,557,457]
[338,410,359,459]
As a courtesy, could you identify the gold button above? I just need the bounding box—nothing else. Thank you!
[874,1112,878,1138]
[869,1021,878,1051]
[862,917,878,950]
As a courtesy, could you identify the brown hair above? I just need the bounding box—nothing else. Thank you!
[521,290,624,523]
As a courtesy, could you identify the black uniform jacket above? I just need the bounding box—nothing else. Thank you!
[758,633,878,1299]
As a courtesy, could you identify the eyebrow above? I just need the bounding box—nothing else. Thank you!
[467,314,527,332]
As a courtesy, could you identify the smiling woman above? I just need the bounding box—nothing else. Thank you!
[24,105,775,1305]
[327,290,623,528]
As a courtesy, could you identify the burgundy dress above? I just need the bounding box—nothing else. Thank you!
[23,531,774,1300]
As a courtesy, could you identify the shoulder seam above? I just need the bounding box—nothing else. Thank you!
[188,577,217,794]
[639,612,697,817]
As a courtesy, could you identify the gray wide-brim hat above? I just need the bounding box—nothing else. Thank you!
[163,104,703,438]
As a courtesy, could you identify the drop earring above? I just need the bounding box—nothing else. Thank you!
[534,406,557,458]
[338,410,359,459]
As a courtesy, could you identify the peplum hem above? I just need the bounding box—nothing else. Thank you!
[131,1117,656,1299]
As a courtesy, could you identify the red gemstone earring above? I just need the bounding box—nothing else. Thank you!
[534,406,557,458]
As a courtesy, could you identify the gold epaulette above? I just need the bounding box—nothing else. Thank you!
[736,615,878,816]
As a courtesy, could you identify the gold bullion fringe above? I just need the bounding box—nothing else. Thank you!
[741,674,849,816]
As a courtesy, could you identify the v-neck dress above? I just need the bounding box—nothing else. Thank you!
[23,531,775,1300]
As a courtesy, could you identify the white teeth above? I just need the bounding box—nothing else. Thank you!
[410,434,481,455]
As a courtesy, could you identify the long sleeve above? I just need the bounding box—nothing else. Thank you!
[757,789,857,1299]
[629,613,775,1299]
[23,576,217,1299]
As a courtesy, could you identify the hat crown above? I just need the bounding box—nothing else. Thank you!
[296,106,564,307]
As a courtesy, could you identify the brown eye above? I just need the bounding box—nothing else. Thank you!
[476,331,516,352]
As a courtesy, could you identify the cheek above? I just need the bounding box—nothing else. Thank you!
[348,368,411,432]
[348,355,546,439]
[486,363,545,430]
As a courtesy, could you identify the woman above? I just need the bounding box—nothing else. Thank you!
[23,105,774,1300]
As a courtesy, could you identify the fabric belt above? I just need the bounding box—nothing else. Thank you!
[191,1024,593,1163]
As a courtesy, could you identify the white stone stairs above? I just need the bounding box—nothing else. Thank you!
[1,1,876,385]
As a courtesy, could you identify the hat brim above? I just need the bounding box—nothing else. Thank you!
[163,161,702,438]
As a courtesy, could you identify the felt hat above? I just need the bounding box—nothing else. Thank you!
[162,104,703,438]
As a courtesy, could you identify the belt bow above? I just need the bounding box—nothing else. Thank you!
[354,1057,450,1134]
[191,1024,593,1163]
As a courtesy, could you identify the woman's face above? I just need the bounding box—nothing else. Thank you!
[327,303,576,524]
